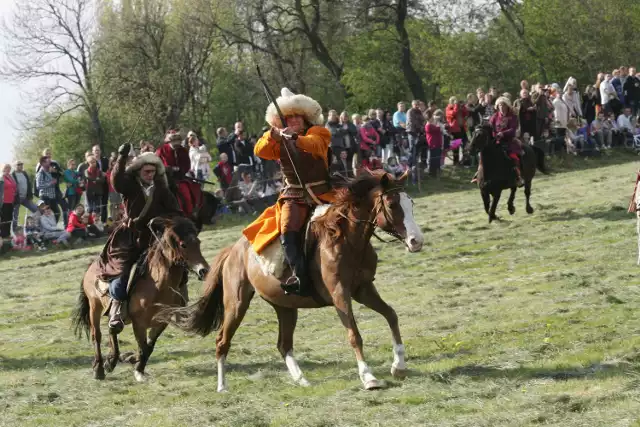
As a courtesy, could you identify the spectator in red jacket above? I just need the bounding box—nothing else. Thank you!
[445,97,469,165]
[359,117,380,158]
[67,204,101,241]
[213,153,234,194]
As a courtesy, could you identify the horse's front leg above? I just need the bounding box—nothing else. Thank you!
[524,180,534,214]
[89,302,105,380]
[507,187,517,215]
[489,190,502,223]
[332,283,383,390]
[481,188,491,216]
[353,282,406,379]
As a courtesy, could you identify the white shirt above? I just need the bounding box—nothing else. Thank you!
[617,114,633,131]
[552,97,569,128]
[600,80,615,105]
[562,92,582,117]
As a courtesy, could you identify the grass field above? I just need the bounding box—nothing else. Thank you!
[2,153,640,427]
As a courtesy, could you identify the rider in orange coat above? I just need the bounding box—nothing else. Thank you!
[243,88,335,296]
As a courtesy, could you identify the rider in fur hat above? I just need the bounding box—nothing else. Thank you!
[488,96,523,187]
[243,88,334,297]
[96,143,183,332]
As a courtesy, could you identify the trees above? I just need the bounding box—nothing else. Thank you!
[1,0,106,151]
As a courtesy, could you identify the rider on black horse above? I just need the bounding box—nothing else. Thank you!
[472,96,524,187]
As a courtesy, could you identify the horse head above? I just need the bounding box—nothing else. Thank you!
[149,216,210,280]
[346,170,424,253]
[469,123,493,154]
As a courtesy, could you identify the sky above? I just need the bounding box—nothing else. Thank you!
[0,0,23,164]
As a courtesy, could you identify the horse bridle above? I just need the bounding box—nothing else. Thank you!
[148,223,197,271]
[337,186,409,248]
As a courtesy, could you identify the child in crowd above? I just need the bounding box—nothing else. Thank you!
[385,156,404,178]
[12,226,27,251]
[67,204,93,241]
[84,156,105,214]
[25,215,46,251]
[40,203,70,246]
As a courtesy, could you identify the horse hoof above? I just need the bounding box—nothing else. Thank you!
[526,206,534,214]
[391,367,407,379]
[217,387,229,393]
[94,369,105,380]
[133,371,146,383]
[363,379,386,390]
[297,377,311,387]
[120,352,138,364]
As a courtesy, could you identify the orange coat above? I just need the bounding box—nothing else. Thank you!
[242,127,336,253]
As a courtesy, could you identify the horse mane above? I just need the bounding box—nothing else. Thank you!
[313,173,383,246]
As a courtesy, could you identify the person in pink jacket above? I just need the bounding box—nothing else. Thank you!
[359,117,380,157]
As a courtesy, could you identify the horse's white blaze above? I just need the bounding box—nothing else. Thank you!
[400,193,423,252]
[391,343,406,371]
[217,356,227,392]
[285,351,309,386]
[357,360,378,384]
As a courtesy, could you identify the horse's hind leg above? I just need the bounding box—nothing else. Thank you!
[525,180,534,214]
[89,301,105,380]
[215,282,254,392]
[489,191,502,223]
[507,187,517,215]
[103,330,120,373]
[353,282,407,379]
[271,305,309,387]
[333,285,383,390]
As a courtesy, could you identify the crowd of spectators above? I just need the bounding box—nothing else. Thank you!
[2,66,639,256]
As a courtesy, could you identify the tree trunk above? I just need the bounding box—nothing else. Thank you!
[88,105,106,152]
[395,0,425,101]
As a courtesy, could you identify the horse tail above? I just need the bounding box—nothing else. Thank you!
[155,245,231,336]
[71,280,90,340]
[532,145,549,175]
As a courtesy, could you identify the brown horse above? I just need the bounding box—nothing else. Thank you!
[469,123,548,222]
[72,216,210,382]
[156,171,424,391]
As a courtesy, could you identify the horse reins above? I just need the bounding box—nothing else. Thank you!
[336,187,408,249]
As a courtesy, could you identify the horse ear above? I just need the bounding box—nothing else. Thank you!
[380,173,391,190]
[397,170,410,185]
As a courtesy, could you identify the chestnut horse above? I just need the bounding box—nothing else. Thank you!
[469,124,548,222]
[157,171,424,391]
[72,216,210,382]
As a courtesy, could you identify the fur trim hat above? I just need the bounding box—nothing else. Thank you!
[265,88,324,128]
[164,130,182,143]
[495,96,512,109]
[126,152,167,185]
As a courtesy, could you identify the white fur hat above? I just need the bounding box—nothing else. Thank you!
[494,96,512,110]
[265,88,324,128]
[126,152,167,185]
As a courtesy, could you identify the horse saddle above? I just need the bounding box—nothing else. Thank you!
[250,204,331,279]
[97,252,150,322]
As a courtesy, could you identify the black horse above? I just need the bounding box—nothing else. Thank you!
[469,124,548,222]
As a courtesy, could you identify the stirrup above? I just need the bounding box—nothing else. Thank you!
[281,275,310,297]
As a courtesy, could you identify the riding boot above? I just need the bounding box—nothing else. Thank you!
[108,275,127,333]
[280,231,312,297]
[109,300,124,334]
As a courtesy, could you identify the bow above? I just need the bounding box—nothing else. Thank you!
[255,66,310,202]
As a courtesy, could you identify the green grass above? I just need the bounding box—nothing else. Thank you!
[2,152,640,426]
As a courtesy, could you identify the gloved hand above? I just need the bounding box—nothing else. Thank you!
[118,143,131,156]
